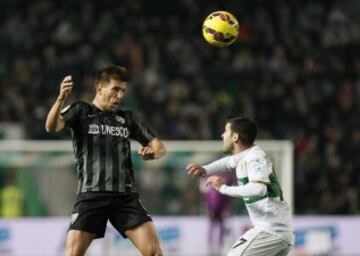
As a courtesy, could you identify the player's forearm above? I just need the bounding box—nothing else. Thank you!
[45,97,65,133]
[202,156,232,175]
[219,182,267,198]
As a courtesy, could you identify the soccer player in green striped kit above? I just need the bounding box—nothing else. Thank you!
[187,116,294,256]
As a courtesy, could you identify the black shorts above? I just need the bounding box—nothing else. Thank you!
[68,192,152,239]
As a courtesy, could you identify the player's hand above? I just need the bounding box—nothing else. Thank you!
[59,75,73,100]
[138,146,155,160]
[206,175,225,191]
[186,163,206,177]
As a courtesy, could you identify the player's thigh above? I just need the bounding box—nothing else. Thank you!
[227,237,252,256]
[244,232,291,256]
[125,221,162,255]
[109,193,152,237]
[66,230,96,256]
[227,230,290,256]
[69,193,110,239]
[274,245,292,256]
[226,228,260,256]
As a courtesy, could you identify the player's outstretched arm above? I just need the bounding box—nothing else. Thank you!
[45,75,73,133]
[138,138,166,160]
[207,175,267,198]
[187,156,233,178]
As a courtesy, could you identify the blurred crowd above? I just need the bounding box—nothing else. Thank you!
[0,0,359,214]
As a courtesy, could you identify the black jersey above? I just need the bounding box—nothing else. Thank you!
[61,101,155,194]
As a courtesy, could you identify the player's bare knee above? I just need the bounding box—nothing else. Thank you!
[149,248,163,256]
[66,253,84,256]
[65,247,84,256]
[65,242,86,256]
[141,244,163,256]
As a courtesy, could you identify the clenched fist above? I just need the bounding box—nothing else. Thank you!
[186,163,206,177]
[59,75,73,100]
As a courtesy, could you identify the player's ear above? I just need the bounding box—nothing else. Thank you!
[232,132,240,143]
[96,83,104,95]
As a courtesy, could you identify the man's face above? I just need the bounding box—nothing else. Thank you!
[97,79,127,112]
[221,122,235,153]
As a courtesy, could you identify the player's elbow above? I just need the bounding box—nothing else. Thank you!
[45,122,62,133]
[45,118,64,133]
[45,128,58,134]
[45,124,55,133]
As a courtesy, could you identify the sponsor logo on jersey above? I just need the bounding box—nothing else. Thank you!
[88,124,129,138]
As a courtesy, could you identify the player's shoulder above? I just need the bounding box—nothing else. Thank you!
[61,101,88,114]
[117,108,133,115]
[229,151,249,169]
[117,108,135,120]
[117,109,145,123]
[244,145,267,162]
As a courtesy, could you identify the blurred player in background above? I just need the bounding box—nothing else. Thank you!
[0,169,24,217]
[45,65,166,256]
[187,116,294,256]
[200,172,234,256]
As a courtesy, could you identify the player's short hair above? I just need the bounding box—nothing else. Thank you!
[95,65,129,86]
[226,116,258,146]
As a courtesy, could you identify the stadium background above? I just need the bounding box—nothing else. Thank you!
[0,0,359,255]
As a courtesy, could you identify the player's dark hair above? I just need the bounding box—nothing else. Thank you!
[226,116,258,146]
[95,65,129,86]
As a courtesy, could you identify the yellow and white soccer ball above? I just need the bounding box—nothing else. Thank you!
[202,11,239,47]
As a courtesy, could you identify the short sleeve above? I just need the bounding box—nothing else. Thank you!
[61,102,83,129]
[247,157,271,183]
[128,112,156,145]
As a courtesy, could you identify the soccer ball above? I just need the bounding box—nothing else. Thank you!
[202,11,239,47]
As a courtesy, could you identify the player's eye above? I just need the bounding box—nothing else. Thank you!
[112,87,125,93]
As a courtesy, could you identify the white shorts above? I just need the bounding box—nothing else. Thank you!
[227,228,292,256]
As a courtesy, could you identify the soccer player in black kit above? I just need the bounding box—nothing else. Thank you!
[45,65,166,256]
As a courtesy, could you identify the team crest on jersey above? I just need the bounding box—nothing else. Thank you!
[88,124,100,134]
[115,116,125,124]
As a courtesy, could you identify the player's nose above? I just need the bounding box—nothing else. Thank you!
[116,92,123,99]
